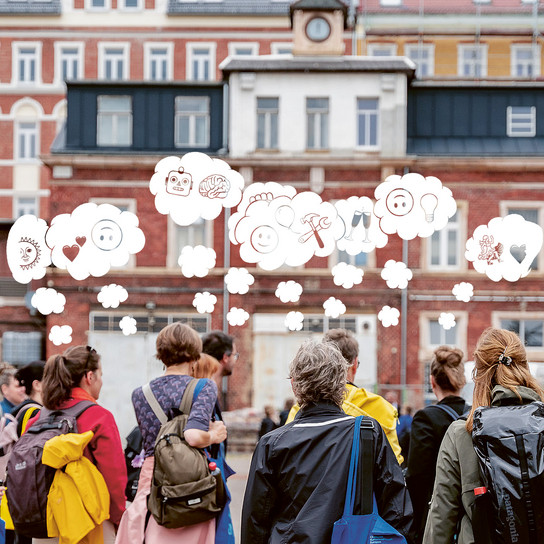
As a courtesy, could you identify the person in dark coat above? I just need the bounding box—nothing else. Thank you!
[258,405,278,438]
[405,346,470,543]
[242,340,414,544]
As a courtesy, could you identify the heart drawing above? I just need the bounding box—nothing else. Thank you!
[62,244,80,262]
[510,244,527,264]
[75,236,87,247]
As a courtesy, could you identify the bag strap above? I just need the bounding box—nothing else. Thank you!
[179,378,205,415]
[342,415,363,517]
[142,384,167,425]
[360,418,375,515]
[430,403,461,421]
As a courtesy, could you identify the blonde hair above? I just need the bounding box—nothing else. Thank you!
[431,346,466,393]
[466,327,544,432]
[192,353,221,379]
[289,340,348,408]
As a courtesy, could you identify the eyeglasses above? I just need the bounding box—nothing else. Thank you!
[85,345,97,370]
[231,352,240,361]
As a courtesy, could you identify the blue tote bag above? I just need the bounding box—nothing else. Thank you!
[331,416,407,544]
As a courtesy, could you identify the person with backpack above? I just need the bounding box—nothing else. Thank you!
[115,322,227,544]
[12,345,127,544]
[405,346,469,543]
[0,365,26,418]
[423,328,544,544]
[12,360,45,437]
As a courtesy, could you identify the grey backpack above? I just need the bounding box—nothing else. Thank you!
[143,378,224,528]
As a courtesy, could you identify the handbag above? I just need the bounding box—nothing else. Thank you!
[331,415,407,544]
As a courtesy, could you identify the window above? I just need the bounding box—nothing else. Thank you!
[507,106,536,137]
[458,44,487,77]
[271,43,292,55]
[90,312,209,334]
[356,98,379,148]
[404,44,434,77]
[306,97,328,150]
[1,332,42,365]
[14,196,38,217]
[505,205,540,269]
[120,0,141,9]
[15,121,38,160]
[187,43,216,81]
[501,318,543,347]
[511,45,540,78]
[428,211,460,269]
[144,43,173,81]
[99,44,129,80]
[86,0,110,10]
[337,250,368,267]
[367,43,397,56]
[175,96,210,148]
[429,319,458,346]
[257,97,279,149]
[228,42,259,56]
[55,43,83,83]
[13,43,41,84]
[168,217,211,268]
[97,95,132,147]
[380,0,402,4]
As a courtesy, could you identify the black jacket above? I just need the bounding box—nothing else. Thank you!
[405,395,469,543]
[242,402,414,544]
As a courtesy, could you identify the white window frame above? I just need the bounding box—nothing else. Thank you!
[175,96,210,148]
[507,105,536,137]
[256,97,279,150]
[15,120,39,161]
[367,43,397,56]
[419,311,468,362]
[379,0,402,5]
[306,97,329,150]
[119,0,142,10]
[167,217,213,268]
[54,42,84,85]
[356,98,379,149]
[144,42,173,81]
[458,44,488,78]
[13,195,38,218]
[12,42,42,85]
[228,42,259,57]
[96,95,133,147]
[404,43,434,78]
[85,0,111,11]
[186,42,216,82]
[492,311,544,359]
[270,42,292,55]
[511,44,541,78]
[98,43,130,81]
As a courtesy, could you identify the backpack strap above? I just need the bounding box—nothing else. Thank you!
[142,383,168,425]
[430,403,461,421]
[179,378,205,415]
[359,418,375,515]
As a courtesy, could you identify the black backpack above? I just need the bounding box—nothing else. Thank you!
[6,400,95,538]
[472,401,544,544]
[124,424,143,502]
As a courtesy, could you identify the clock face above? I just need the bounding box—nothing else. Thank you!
[305,17,331,42]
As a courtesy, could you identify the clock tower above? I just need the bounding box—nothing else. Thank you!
[290,0,348,57]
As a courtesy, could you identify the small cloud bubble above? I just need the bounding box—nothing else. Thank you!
[323,297,346,318]
[331,262,364,289]
[227,307,250,327]
[381,260,413,289]
[31,288,66,315]
[120,316,137,336]
[193,292,218,314]
[452,282,473,303]
[178,245,216,278]
[97,284,128,309]
[225,267,255,295]
[285,311,304,331]
[275,281,303,303]
[49,325,72,346]
[378,306,400,328]
[439,312,456,330]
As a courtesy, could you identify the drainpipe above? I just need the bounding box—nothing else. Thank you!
[400,166,409,404]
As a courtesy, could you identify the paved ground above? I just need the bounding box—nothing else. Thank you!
[226,451,253,542]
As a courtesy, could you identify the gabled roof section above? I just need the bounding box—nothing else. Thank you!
[0,0,61,15]
[168,0,291,16]
[360,0,538,15]
[292,0,348,9]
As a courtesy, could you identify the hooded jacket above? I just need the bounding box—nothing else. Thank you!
[242,402,413,544]
[423,385,542,544]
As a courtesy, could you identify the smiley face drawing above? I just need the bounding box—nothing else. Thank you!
[18,237,40,270]
[166,167,193,197]
[385,188,415,217]
[250,226,279,254]
[91,219,123,251]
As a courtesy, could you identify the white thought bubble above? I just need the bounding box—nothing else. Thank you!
[49,325,72,346]
[452,282,474,303]
[97,284,128,309]
[31,288,66,315]
[275,281,303,303]
[224,268,255,295]
[323,297,346,318]
[332,262,364,289]
[227,307,250,327]
[381,260,413,289]
[178,246,216,278]
[378,306,400,327]
[193,292,217,314]
[285,311,304,331]
[120,316,137,336]
[439,312,456,330]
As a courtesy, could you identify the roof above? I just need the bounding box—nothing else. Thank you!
[408,136,544,156]
[221,55,416,75]
[0,0,61,15]
[291,0,348,11]
[359,0,539,15]
[168,0,291,16]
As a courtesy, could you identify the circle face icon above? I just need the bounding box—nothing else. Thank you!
[385,189,414,217]
[306,17,331,42]
[250,226,279,254]
[18,239,39,268]
[91,220,123,251]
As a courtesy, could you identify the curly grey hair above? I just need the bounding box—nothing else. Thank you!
[289,340,348,408]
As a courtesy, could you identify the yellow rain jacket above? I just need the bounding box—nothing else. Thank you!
[42,430,110,544]
[286,383,403,464]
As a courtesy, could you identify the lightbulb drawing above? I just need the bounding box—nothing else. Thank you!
[420,193,438,223]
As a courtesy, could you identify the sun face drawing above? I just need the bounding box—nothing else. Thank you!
[18,237,41,270]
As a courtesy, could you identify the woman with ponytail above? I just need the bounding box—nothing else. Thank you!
[33,345,127,543]
[423,328,544,544]
[406,345,469,543]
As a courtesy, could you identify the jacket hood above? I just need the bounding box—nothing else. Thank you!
[42,430,94,469]
[491,385,541,406]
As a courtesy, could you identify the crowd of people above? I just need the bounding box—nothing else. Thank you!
[0,323,540,544]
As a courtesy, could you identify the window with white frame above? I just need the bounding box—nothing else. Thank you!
[500,317,544,348]
[228,42,259,56]
[99,44,129,81]
[511,45,540,78]
[144,43,173,81]
[13,43,41,84]
[306,97,329,150]
[337,250,368,267]
[120,0,141,9]
[168,217,211,268]
[97,95,132,147]
[404,44,434,77]
[55,43,83,83]
[356,98,379,148]
[175,96,210,148]
[429,318,458,347]
[86,0,110,10]
[504,204,540,269]
[257,97,279,150]
[271,43,292,55]
[428,211,461,269]
[14,196,38,218]
[507,106,536,137]
[186,43,215,81]
[2,332,42,365]
[367,43,397,56]
[380,0,402,5]
[458,44,487,77]
[15,121,38,160]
